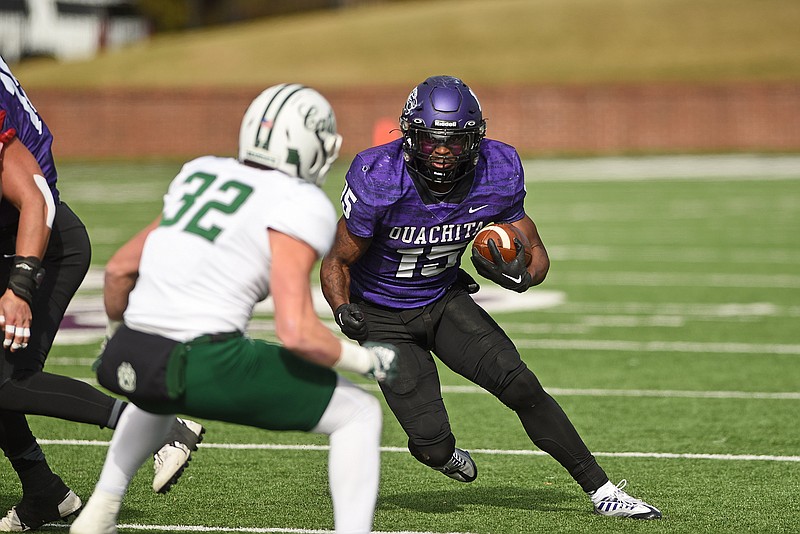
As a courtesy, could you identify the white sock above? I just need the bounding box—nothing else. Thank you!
[312,376,382,534]
[70,488,123,533]
[96,404,176,496]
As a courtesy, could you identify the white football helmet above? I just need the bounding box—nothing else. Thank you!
[238,84,343,186]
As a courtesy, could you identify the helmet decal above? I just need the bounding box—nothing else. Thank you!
[239,84,342,186]
[403,87,419,117]
[253,84,305,153]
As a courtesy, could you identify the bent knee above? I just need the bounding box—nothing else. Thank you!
[313,376,382,435]
[409,434,455,468]
[497,369,547,410]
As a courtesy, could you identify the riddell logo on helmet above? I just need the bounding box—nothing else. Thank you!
[434,120,458,127]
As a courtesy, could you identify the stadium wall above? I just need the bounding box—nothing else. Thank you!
[32,82,800,158]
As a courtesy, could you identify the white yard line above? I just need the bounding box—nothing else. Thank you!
[547,244,800,265]
[514,338,800,355]
[362,383,800,400]
[111,527,473,534]
[44,522,472,533]
[351,383,800,400]
[551,272,800,289]
[522,155,800,182]
[37,439,800,463]
[48,373,800,400]
[538,301,799,316]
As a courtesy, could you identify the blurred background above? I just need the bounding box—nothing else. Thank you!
[1,0,798,160]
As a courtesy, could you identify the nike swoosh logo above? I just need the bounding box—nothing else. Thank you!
[2,254,14,259]
[502,273,522,284]
[468,205,489,213]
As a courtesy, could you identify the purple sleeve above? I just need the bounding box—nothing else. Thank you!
[340,154,379,238]
[502,150,527,222]
[481,139,526,223]
[0,60,60,227]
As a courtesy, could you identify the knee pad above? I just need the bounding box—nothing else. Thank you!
[497,369,547,411]
[409,433,455,468]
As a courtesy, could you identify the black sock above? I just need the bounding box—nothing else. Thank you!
[14,471,71,528]
[12,459,67,498]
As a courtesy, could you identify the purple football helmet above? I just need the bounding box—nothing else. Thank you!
[400,75,486,185]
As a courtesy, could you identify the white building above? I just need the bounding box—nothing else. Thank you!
[0,0,148,63]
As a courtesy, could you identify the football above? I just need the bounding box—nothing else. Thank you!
[472,223,532,266]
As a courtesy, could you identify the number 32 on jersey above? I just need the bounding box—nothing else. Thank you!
[161,171,253,242]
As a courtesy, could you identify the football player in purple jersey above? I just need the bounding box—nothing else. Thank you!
[0,56,203,531]
[321,75,662,520]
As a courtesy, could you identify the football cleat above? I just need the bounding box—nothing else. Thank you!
[152,417,205,494]
[0,489,82,531]
[69,489,121,534]
[434,448,477,483]
[591,479,662,520]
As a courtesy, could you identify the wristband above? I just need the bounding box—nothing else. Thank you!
[7,256,45,306]
[333,339,373,375]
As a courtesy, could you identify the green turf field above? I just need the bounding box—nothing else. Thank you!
[1,155,798,533]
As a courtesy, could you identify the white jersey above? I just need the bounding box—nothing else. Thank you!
[124,156,336,342]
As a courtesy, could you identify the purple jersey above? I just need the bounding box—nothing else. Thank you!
[0,56,60,227]
[342,138,526,308]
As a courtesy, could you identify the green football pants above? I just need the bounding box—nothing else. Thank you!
[137,335,337,431]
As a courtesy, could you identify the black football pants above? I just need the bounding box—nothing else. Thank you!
[355,285,609,493]
[0,203,122,464]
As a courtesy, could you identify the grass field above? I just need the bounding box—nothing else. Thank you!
[1,155,798,533]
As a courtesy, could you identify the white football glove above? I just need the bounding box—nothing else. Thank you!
[363,342,399,384]
[99,319,122,354]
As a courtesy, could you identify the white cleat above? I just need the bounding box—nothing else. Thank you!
[152,417,205,494]
[69,490,121,534]
[591,479,662,520]
[0,489,81,532]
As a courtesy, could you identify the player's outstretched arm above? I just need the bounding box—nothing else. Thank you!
[270,228,342,366]
[271,228,398,383]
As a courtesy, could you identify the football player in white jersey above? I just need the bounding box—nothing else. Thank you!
[70,85,399,534]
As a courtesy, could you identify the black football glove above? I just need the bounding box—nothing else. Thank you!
[334,303,369,342]
[470,238,533,293]
[455,268,480,294]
